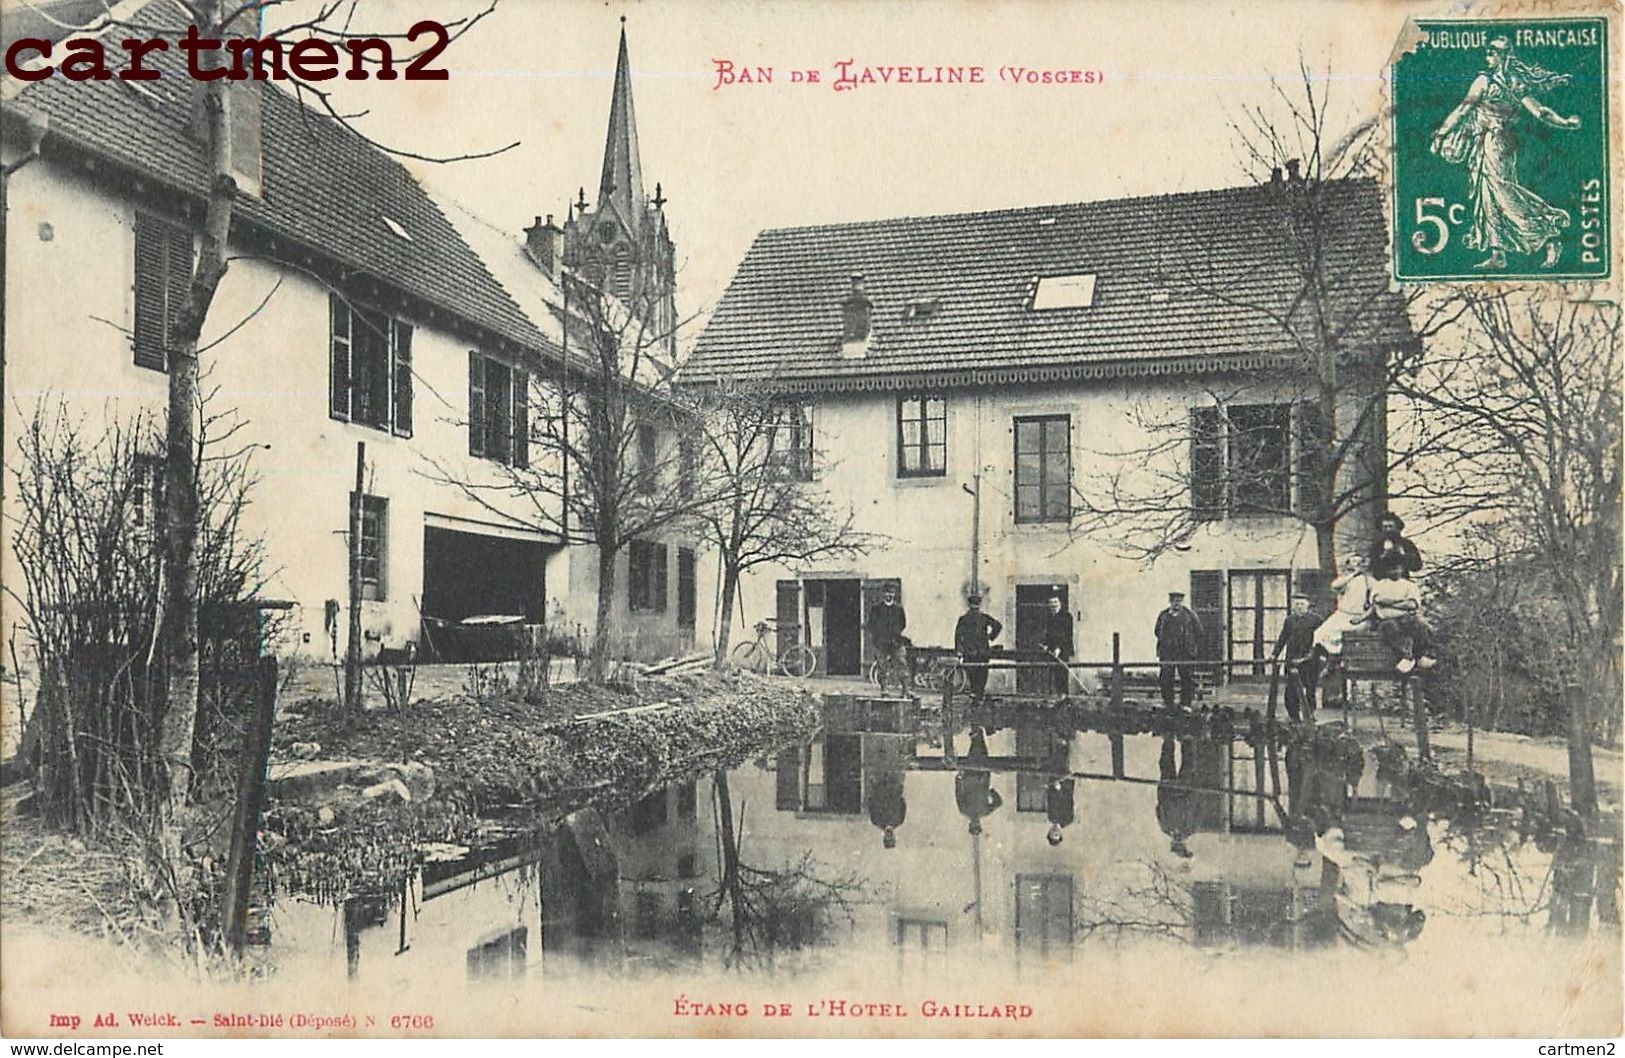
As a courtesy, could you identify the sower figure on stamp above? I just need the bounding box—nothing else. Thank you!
[1273,594,1322,722]
[955,594,1002,699]
[1041,590,1074,697]
[1154,590,1203,710]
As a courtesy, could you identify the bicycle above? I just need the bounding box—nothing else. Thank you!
[868,639,912,697]
[731,619,817,678]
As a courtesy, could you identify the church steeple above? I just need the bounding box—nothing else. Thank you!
[596,21,645,235]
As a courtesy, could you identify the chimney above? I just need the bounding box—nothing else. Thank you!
[523,214,566,279]
[1269,166,1283,188]
[1284,158,1302,184]
[841,274,872,342]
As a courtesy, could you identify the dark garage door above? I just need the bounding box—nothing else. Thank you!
[422,525,548,623]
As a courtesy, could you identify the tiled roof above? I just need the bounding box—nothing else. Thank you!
[685,179,1415,387]
[3,12,551,356]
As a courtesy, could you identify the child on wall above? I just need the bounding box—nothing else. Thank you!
[1369,566,1439,674]
[1314,553,1376,659]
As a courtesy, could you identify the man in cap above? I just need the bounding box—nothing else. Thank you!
[1154,589,1203,710]
[1040,589,1074,696]
[1273,593,1323,721]
[954,594,1002,698]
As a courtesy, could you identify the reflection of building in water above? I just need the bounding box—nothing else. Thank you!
[268,716,1561,983]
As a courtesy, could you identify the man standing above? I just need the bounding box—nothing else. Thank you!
[1273,594,1322,721]
[1369,512,1424,580]
[1041,591,1074,696]
[954,594,1003,698]
[1154,590,1203,710]
[866,583,910,679]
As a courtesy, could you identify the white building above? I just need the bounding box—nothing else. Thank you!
[1,11,708,671]
[684,180,1417,687]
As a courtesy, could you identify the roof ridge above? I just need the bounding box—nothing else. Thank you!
[753,175,1379,239]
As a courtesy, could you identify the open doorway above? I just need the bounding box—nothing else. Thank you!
[1014,583,1068,694]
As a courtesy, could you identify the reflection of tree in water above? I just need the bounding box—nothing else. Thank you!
[708,770,868,969]
[1073,860,1197,949]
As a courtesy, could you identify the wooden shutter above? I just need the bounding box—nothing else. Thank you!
[512,369,529,469]
[329,295,351,419]
[775,579,801,659]
[1190,406,1225,520]
[653,543,669,613]
[467,352,485,457]
[1295,401,1330,519]
[1189,570,1225,675]
[677,547,696,629]
[392,321,413,436]
[131,212,174,370]
[775,747,802,810]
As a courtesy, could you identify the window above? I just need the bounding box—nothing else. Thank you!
[1191,402,1300,519]
[352,493,388,602]
[629,539,668,613]
[1014,875,1074,958]
[1014,415,1071,524]
[468,353,528,466]
[1228,569,1289,674]
[896,918,949,973]
[330,295,413,435]
[465,927,526,981]
[769,402,814,482]
[897,396,946,477]
[132,213,193,372]
[1031,273,1097,310]
[677,432,698,501]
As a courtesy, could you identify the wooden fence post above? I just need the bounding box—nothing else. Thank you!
[1110,633,1123,710]
[223,655,278,952]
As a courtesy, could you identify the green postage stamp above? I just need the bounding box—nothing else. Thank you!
[1391,18,1611,281]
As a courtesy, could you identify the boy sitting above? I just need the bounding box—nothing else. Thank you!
[1368,566,1438,674]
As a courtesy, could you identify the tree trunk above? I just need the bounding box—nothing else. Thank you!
[158,48,234,810]
[714,563,740,666]
[713,769,745,959]
[588,544,618,683]
[1566,680,1599,818]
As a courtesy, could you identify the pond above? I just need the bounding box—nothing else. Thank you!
[259,697,1622,1036]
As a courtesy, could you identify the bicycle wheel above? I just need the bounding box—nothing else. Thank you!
[731,640,768,674]
[874,655,908,696]
[929,657,969,693]
[779,645,817,678]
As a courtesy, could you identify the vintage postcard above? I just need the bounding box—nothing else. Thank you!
[0,0,1620,1042]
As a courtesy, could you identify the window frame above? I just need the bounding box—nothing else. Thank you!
[352,492,388,602]
[1190,401,1301,520]
[1226,568,1291,675]
[1013,414,1072,525]
[896,395,947,478]
[468,351,529,467]
[628,539,669,614]
[769,401,815,482]
[330,294,414,437]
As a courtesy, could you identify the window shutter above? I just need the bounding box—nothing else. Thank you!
[512,369,529,469]
[329,295,351,419]
[654,543,669,612]
[468,352,485,457]
[132,214,170,371]
[165,224,192,345]
[392,322,413,436]
[1295,400,1330,519]
[775,579,801,660]
[1190,406,1225,520]
[1189,569,1225,670]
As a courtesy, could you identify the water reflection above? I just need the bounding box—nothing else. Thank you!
[278,699,1619,989]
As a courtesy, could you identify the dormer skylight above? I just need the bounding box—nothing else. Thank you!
[902,298,939,321]
[1031,273,1096,310]
[382,216,413,242]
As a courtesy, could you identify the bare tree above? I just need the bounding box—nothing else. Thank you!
[1071,60,1461,583]
[428,255,724,681]
[1396,291,1621,748]
[690,379,882,661]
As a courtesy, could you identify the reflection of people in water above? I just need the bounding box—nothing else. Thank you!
[1042,728,1075,846]
[1430,37,1582,271]
[1156,736,1197,858]
[954,727,1004,835]
[1317,808,1433,947]
[864,733,912,849]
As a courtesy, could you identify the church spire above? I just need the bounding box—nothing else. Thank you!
[597,20,645,233]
